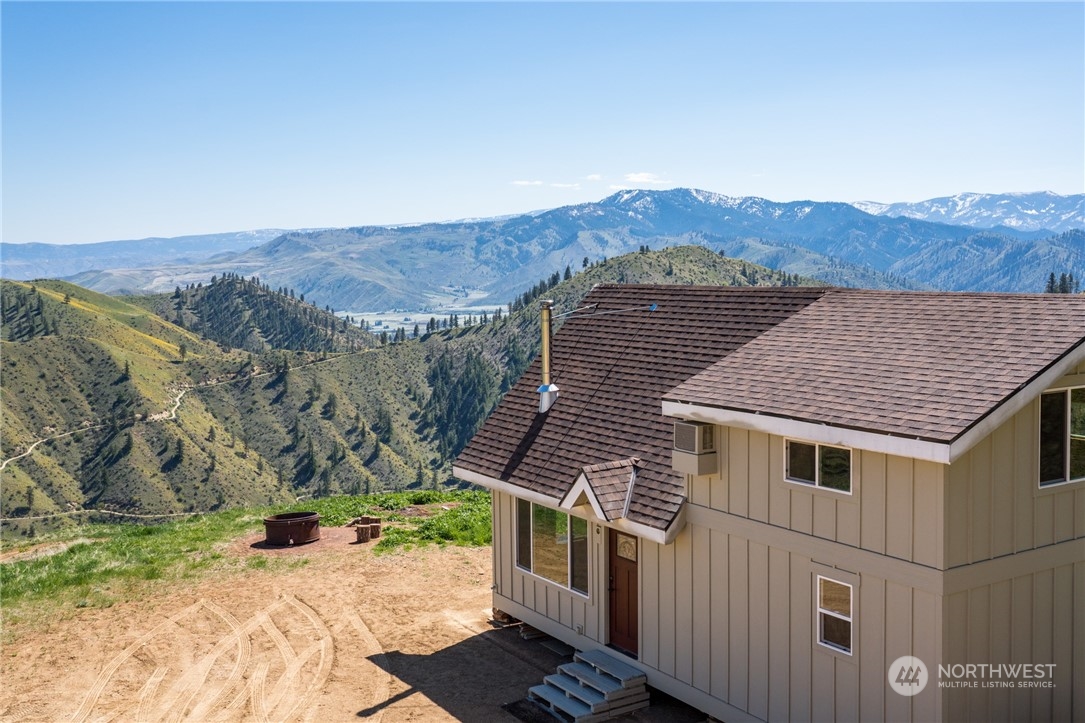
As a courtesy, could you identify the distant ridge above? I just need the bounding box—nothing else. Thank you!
[851,191,1083,233]
[4,188,1081,312]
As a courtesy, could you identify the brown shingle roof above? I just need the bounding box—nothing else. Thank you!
[455,284,827,531]
[666,289,1085,443]
[576,458,639,521]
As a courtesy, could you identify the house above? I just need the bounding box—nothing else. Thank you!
[453,284,1085,722]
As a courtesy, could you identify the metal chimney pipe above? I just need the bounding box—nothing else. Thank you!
[538,300,559,413]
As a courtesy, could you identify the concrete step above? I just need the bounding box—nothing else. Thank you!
[574,649,647,689]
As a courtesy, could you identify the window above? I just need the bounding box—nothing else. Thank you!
[787,440,851,493]
[515,498,589,595]
[817,576,852,654]
[1040,388,1085,487]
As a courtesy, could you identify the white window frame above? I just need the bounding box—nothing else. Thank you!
[1038,387,1085,489]
[785,439,853,495]
[816,574,853,656]
[515,498,589,598]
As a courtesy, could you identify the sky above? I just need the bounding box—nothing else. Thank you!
[2,2,1083,245]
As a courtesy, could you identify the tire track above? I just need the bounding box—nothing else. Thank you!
[73,595,335,723]
[71,600,208,723]
[345,610,391,723]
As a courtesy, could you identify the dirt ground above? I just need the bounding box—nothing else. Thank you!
[0,528,705,723]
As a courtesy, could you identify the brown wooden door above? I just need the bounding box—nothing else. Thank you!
[608,528,638,656]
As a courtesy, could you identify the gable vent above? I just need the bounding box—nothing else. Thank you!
[674,421,714,454]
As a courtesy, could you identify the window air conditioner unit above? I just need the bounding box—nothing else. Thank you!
[672,421,719,476]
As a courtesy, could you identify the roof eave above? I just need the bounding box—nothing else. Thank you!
[661,400,954,464]
[663,338,1085,465]
[452,465,684,545]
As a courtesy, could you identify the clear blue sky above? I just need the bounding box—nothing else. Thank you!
[3,2,1083,245]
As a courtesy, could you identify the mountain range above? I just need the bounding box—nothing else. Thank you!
[1,190,1081,312]
[852,191,1083,233]
[0,247,810,531]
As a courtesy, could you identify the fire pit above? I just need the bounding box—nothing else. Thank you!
[263,511,321,546]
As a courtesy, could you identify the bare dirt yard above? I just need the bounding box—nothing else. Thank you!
[1,528,575,722]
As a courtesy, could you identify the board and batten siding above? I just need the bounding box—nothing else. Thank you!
[639,517,944,723]
[942,560,1085,723]
[688,427,945,569]
[491,490,605,642]
[946,367,1085,567]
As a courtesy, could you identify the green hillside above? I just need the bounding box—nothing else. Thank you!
[130,272,377,353]
[0,247,821,539]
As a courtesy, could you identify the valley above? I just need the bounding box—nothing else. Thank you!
[1,246,812,540]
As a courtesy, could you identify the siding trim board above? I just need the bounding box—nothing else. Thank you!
[686,503,946,594]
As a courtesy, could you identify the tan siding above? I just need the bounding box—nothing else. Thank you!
[728,537,749,711]
[1011,576,1032,720]
[912,589,940,723]
[946,455,970,567]
[943,563,1082,723]
[748,431,770,523]
[658,538,677,678]
[970,436,993,562]
[948,392,1085,567]
[913,460,942,567]
[769,435,790,528]
[991,422,1016,559]
[748,541,769,720]
[810,650,834,723]
[1077,489,1085,539]
[789,557,812,723]
[1034,494,1055,549]
[1031,569,1054,720]
[884,582,914,722]
[861,451,887,554]
[711,428,730,513]
[812,494,836,541]
[641,539,659,669]
[967,588,991,720]
[1075,561,1085,723]
[859,577,886,722]
[768,546,791,723]
[729,428,750,517]
[834,658,859,723]
[691,470,711,508]
[709,529,729,701]
[1013,404,1035,553]
[989,580,1013,721]
[791,485,813,535]
[886,456,915,561]
[944,591,969,723]
[691,525,712,694]
[674,528,694,685]
[837,490,860,550]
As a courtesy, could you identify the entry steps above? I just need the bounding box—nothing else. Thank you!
[528,648,650,722]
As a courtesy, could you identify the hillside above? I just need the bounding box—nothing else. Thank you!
[130,273,377,354]
[55,189,1082,311]
[0,247,819,538]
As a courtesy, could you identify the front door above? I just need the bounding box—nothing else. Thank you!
[608,528,638,656]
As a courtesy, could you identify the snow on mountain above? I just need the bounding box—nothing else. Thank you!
[852,192,1084,232]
